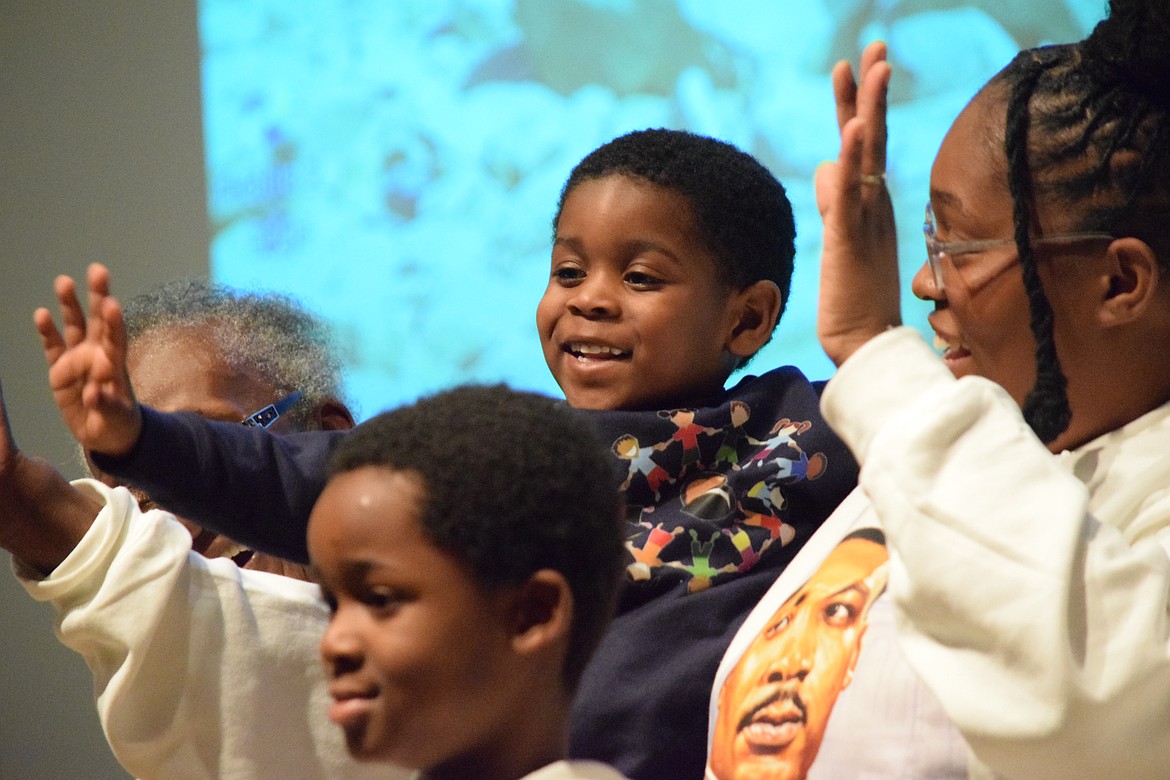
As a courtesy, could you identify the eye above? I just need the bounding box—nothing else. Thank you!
[319,586,338,614]
[552,265,585,284]
[624,270,664,289]
[363,585,404,614]
[764,613,791,638]
[823,600,858,627]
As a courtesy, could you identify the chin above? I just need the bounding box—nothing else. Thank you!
[560,387,622,410]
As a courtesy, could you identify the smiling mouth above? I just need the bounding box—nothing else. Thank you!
[328,692,377,729]
[933,332,971,361]
[205,534,255,568]
[229,546,255,568]
[565,342,631,362]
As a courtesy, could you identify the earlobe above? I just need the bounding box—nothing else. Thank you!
[1098,238,1160,328]
[511,569,574,656]
[726,281,782,358]
[314,399,356,431]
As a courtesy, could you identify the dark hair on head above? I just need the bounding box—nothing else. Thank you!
[326,384,624,689]
[988,0,1170,443]
[121,279,349,430]
[553,128,796,363]
[842,526,886,547]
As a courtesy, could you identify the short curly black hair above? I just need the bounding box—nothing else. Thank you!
[326,384,624,688]
[553,128,797,341]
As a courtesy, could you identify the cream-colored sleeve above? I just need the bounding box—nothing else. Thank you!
[820,327,1170,780]
[16,479,403,780]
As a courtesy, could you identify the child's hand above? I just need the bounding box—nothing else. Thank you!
[34,263,142,457]
[815,41,902,367]
[0,378,101,574]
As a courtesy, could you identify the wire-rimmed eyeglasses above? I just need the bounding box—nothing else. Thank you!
[923,202,1114,292]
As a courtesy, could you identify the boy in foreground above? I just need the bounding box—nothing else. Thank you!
[308,384,629,779]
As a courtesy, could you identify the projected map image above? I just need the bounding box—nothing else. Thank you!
[200,0,1101,419]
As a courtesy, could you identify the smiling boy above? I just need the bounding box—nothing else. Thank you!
[538,175,772,412]
[44,129,858,779]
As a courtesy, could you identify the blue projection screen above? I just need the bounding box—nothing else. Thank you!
[199,0,1101,420]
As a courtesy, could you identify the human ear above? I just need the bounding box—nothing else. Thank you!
[311,399,356,431]
[1097,237,1161,328]
[510,569,574,656]
[726,280,783,358]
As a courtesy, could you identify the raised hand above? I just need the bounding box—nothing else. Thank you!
[34,263,142,457]
[815,41,902,367]
[0,378,101,575]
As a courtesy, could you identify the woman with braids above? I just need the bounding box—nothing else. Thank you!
[707,2,1170,779]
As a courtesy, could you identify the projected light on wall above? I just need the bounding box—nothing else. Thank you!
[200,0,1100,420]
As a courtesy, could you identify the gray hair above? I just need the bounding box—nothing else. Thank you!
[122,279,350,429]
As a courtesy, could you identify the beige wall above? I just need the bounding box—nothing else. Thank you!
[1,2,206,776]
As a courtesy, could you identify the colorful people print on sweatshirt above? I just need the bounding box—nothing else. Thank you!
[708,528,889,780]
[614,397,831,594]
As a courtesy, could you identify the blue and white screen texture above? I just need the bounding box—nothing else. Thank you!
[200,0,1102,420]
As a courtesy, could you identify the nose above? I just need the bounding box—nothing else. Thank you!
[762,609,815,683]
[567,273,619,319]
[320,613,363,678]
[910,259,944,302]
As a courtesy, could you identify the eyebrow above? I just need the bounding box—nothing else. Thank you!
[793,579,871,607]
[928,189,967,216]
[552,234,688,267]
[829,582,869,601]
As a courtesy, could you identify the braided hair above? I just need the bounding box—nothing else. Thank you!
[990,0,1170,442]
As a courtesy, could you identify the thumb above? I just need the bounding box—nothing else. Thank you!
[814,160,839,216]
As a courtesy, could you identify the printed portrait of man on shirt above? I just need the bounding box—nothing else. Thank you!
[708,528,889,780]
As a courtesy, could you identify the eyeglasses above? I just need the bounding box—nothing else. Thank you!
[241,391,303,428]
[923,202,1114,292]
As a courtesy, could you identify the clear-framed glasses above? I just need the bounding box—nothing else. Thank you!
[241,390,303,428]
[923,202,1114,292]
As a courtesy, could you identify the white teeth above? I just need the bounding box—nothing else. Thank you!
[933,333,968,356]
[569,342,628,357]
[219,541,250,561]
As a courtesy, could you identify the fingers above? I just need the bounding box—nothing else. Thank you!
[85,263,112,349]
[55,274,87,349]
[34,307,66,367]
[837,117,868,217]
[832,59,858,132]
[859,39,887,78]
[856,43,891,179]
[96,294,131,403]
[833,41,890,178]
[38,263,118,366]
[100,295,128,375]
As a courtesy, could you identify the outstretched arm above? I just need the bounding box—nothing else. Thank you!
[814,41,901,367]
[0,378,101,576]
[814,43,1170,780]
[35,264,338,563]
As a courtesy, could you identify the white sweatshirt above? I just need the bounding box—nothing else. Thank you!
[15,479,403,780]
[821,327,1170,780]
[523,760,629,779]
